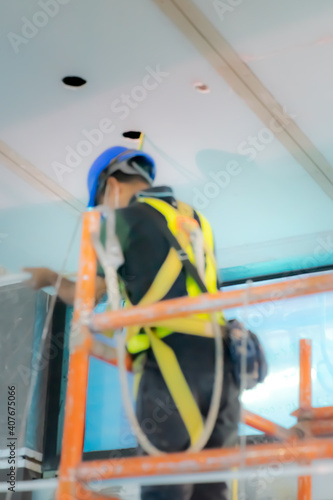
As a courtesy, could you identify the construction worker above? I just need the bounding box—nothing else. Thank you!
[25,146,266,500]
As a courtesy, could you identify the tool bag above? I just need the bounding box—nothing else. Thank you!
[226,319,268,390]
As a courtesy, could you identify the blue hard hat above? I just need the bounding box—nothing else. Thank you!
[87,146,156,207]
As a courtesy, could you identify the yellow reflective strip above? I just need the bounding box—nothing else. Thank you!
[126,247,182,351]
[155,326,171,339]
[146,328,204,446]
[128,314,224,354]
[132,353,146,399]
[133,372,142,400]
[138,197,178,234]
[196,211,219,294]
[218,312,226,325]
[140,248,183,306]
[206,256,218,294]
[127,333,150,354]
[154,318,214,337]
[203,239,217,267]
[197,211,214,249]
[139,197,201,268]
[126,197,226,354]
[232,469,238,500]
[186,275,201,297]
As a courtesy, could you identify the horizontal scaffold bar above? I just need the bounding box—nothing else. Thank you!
[91,273,333,332]
[292,407,333,420]
[242,410,291,440]
[76,437,333,483]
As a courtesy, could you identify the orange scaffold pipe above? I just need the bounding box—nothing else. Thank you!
[292,407,333,420]
[298,339,313,500]
[242,410,291,441]
[57,212,118,500]
[57,209,333,500]
[91,273,333,332]
[76,438,333,483]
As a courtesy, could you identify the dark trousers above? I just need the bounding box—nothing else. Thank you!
[135,335,241,500]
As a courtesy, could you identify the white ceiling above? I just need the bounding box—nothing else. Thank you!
[193,0,333,167]
[1,0,333,279]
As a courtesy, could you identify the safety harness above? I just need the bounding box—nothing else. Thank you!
[122,197,225,446]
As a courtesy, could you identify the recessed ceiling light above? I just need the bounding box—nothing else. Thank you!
[194,82,210,93]
[62,76,87,88]
[122,131,142,140]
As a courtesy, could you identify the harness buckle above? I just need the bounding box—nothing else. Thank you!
[177,249,189,261]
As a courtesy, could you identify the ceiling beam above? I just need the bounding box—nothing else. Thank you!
[152,0,333,200]
[0,139,84,213]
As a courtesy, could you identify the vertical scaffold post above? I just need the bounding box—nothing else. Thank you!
[298,339,312,500]
[57,211,100,500]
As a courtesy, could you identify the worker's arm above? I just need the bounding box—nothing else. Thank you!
[23,267,106,306]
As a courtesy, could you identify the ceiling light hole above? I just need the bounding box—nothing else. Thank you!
[62,76,87,88]
[194,82,210,94]
[122,131,142,140]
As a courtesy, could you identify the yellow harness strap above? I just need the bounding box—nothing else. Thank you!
[140,247,183,306]
[124,197,223,446]
[126,199,221,349]
[152,318,214,337]
[126,247,183,341]
[146,327,204,445]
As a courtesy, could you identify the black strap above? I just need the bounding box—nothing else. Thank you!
[138,202,208,294]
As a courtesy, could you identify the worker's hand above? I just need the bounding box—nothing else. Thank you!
[22,267,57,290]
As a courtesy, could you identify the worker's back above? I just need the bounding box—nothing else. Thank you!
[115,186,193,306]
[111,186,224,360]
